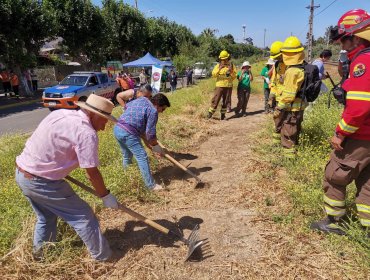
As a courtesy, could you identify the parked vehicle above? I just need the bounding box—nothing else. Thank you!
[42,72,120,110]
[193,62,208,78]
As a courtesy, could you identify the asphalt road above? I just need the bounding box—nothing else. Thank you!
[0,101,50,136]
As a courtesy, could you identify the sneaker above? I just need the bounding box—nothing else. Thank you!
[32,248,44,262]
[152,184,164,191]
[207,112,213,119]
[310,217,346,235]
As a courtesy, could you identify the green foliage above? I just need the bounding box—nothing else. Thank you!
[0,0,54,67]
[102,0,148,60]
[43,0,106,63]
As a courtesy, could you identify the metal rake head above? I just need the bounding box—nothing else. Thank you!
[184,224,203,261]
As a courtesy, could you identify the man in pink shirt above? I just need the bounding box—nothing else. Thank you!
[15,94,118,261]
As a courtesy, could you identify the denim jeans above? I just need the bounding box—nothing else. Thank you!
[114,125,155,188]
[15,168,112,261]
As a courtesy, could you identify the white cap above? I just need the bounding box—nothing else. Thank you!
[242,61,251,67]
[265,58,275,65]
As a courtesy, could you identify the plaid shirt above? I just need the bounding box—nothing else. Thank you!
[117,97,158,141]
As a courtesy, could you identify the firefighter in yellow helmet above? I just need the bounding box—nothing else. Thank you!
[269,41,287,145]
[273,36,306,159]
[208,50,237,120]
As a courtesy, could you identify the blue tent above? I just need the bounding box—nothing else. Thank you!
[122,52,173,68]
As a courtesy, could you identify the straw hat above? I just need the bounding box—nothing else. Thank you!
[242,61,251,67]
[265,58,275,65]
[75,94,117,122]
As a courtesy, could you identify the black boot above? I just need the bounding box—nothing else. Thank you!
[220,113,225,120]
[207,112,213,119]
[310,216,346,235]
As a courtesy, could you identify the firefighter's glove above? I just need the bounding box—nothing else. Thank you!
[101,193,119,209]
[273,109,282,119]
[152,145,165,157]
[333,86,346,105]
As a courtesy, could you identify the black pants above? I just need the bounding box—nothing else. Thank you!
[264,88,271,112]
[235,87,251,114]
[12,85,19,96]
[32,80,38,91]
[3,81,11,92]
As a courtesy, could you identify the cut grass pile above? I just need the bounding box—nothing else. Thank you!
[0,79,215,259]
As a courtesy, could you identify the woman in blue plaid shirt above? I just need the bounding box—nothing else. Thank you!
[114,92,171,191]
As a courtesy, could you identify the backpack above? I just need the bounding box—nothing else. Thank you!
[292,62,322,102]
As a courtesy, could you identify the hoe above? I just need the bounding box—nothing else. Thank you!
[65,175,203,261]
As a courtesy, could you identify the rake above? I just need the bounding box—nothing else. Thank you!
[65,175,203,261]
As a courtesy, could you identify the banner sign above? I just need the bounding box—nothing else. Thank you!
[151,64,162,94]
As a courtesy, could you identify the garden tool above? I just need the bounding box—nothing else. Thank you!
[157,141,203,185]
[65,175,203,261]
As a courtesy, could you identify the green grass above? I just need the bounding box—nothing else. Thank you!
[0,79,215,257]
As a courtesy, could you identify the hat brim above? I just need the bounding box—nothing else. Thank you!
[281,47,304,53]
[219,54,230,59]
[75,101,117,123]
[270,53,282,59]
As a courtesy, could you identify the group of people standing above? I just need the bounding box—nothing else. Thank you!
[0,68,38,98]
[207,8,370,239]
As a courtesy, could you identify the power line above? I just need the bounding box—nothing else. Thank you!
[314,0,339,17]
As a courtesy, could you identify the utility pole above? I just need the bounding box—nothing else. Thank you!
[242,25,246,43]
[264,28,266,49]
[306,0,320,62]
[135,0,138,9]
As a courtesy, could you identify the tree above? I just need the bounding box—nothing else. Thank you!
[200,28,218,38]
[0,0,54,67]
[43,0,106,63]
[102,0,148,60]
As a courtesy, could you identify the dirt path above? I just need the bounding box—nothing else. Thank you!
[98,94,274,279]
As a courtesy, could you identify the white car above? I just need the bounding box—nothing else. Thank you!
[193,62,208,78]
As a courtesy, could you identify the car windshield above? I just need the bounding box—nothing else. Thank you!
[60,75,88,86]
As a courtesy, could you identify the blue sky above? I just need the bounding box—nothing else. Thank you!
[93,0,370,48]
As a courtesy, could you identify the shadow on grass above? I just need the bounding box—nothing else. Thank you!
[154,165,212,186]
[105,215,211,261]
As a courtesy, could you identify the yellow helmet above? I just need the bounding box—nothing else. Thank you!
[281,36,304,53]
[219,50,230,59]
[270,41,284,59]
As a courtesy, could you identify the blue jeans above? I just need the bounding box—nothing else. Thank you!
[15,168,112,261]
[114,125,155,188]
[170,84,177,92]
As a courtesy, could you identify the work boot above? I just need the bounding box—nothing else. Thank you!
[310,216,346,235]
[207,112,213,119]
[220,113,226,120]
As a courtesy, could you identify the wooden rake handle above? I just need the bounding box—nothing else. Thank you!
[112,117,201,183]
[157,141,202,183]
[65,175,170,235]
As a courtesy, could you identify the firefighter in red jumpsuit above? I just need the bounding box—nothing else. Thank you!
[311,9,370,235]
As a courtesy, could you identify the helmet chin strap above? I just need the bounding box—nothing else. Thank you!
[347,44,368,60]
